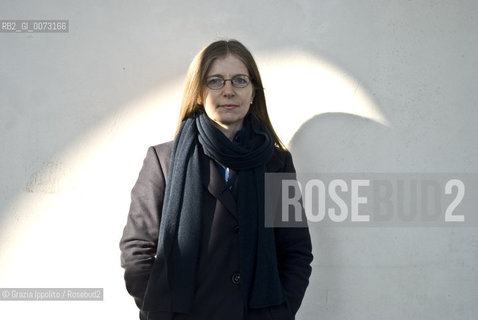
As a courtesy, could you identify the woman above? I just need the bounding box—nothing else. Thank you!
[120,39,313,320]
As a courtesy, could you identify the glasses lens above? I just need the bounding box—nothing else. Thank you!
[231,75,249,88]
[206,77,224,89]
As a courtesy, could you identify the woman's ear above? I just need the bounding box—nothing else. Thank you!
[197,89,204,105]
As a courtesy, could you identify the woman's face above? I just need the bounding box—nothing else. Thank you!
[200,54,255,135]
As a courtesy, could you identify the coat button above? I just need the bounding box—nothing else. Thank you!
[231,273,240,285]
[233,226,239,234]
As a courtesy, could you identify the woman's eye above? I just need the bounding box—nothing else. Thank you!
[207,77,223,87]
[232,76,248,86]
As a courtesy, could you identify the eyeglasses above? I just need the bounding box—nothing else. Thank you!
[205,75,251,90]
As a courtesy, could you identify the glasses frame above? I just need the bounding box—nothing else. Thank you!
[205,74,251,90]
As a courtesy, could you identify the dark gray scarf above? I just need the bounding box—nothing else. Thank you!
[156,112,285,314]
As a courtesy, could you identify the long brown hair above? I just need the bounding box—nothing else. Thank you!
[175,39,286,150]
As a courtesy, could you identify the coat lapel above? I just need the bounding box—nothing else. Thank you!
[198,147,286,220]
[200,154,238,219]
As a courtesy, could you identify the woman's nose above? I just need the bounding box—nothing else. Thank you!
[222,80,235,96]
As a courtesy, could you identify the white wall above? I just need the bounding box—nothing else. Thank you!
[1,1,477,319]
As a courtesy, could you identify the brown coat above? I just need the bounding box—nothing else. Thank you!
[120,141,313,320]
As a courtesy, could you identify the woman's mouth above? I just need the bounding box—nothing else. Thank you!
[219,104,239,110]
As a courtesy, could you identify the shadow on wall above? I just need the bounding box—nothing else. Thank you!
[289,112,392,173]
[289,114,397,320]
